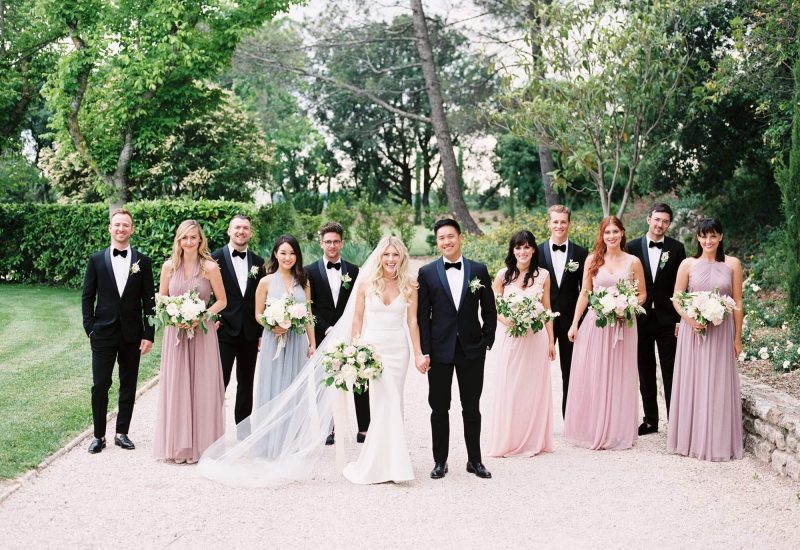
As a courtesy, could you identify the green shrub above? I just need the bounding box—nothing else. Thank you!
[388,203,415,247]
[291,190,325,215]
[355,199,383,248]
[323,198,358,241]
[254,200,297,251]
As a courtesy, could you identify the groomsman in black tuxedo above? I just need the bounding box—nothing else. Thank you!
[305,222,365,445]
[537,205,588,417]
[211,214,265,426]
[82,208,156,454]
[418,219,497,480]
[627,203,686,435]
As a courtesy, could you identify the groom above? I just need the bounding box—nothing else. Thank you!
[418,219,497,480]
[82,208,155,454]
[305,221,366,445]
[212,214,265,426]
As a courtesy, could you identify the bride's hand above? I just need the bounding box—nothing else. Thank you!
[415,354,429,374]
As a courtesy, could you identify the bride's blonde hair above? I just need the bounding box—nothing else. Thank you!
[367,236,417,302]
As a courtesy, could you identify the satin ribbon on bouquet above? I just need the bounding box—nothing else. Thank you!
[612,318,624,348]
[272,333,287,359]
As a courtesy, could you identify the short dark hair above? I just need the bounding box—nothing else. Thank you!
[319,222,344,239]
[230,214,251,224]
[433,218,461,236]
[649,203,674,221]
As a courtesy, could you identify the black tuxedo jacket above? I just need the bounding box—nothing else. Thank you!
[417,257,497,364]
[538,240,589,332]
[81,247,156,342]
[627,235,686,326]
[306,258,359,346]
[212,247,265,341]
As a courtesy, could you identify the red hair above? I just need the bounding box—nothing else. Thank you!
[587,216,627,278]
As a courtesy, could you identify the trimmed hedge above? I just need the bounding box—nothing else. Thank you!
[0,200,272,288]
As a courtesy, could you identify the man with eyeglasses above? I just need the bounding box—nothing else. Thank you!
[305,221,367,445]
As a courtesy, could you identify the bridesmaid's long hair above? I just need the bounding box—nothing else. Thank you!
[169,219,214,274]
[502,230,540,288]
[693,218,725,262]
[367,236,417,302]
[267,234,308,288]
[587,216,627,279]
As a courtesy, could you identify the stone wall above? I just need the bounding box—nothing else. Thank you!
[740,375,800,481]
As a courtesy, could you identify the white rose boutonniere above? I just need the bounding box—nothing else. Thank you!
[659,251,670,270]
[565,260,580,273]
[341,273,352,290]
[248,265,261,279]
[129,260,141,275]
[469,277,484,294]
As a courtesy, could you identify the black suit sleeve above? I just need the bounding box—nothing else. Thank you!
[141,256,156,341]
[478,264,497,350]
[417,268,432,355]
[81,256,97,337]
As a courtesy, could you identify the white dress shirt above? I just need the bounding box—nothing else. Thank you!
[325,256,343,307]
[549,238,570,287]
[444,255,465,310]
[110,245,131,296]
[646,237,664,280]
[229,244,248,296]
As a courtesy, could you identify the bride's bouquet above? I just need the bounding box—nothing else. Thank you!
[321,338,383,394]
[672,289,737,335]
[588,279,646,328]
[259,295,314,358]
[495,288,559,338]
[149,289,213,340]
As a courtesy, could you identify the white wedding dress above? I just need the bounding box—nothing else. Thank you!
[342,293,414,484]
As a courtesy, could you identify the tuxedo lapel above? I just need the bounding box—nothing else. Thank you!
[103,248,120,298]
[221,247,243,298]
[318,258,336,306]
[542,244,559,292]
[637,238,654,284]
[459,258,472,308]
[435,259,457,311]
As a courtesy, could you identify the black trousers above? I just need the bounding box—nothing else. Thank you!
[90,331,141,438]
[219,333,259,425]
[554,323,575,418]
[428,342,485,464]
[637,314,678,425]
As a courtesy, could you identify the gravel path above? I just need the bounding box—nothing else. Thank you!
[2,261,799,549]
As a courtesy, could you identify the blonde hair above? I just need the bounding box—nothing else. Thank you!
[168,219,214,273]
[367,236,417,302]
[547,204,571,221]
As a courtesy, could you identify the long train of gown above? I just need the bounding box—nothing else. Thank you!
[342,293,414,484]
[487,271,554,457]
[667,260,743,461]
[563,258,639,450]
[153,263,224,461]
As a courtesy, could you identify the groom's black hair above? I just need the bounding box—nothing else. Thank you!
[433,218,461,235]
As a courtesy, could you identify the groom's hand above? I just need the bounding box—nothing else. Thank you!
[140,339,153,355]
[415,354,430,374]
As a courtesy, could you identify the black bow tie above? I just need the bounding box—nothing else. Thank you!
[327,261,341,270]
[552,243,566,253]
[232,250,246,259]
[445,261,462,271]
[113,249,128,258]
[649,241,664,249]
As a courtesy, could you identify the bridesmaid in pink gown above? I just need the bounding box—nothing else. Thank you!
[487,230,556,457]
[153,220,227,464]
[668,218,744,461]
[564,216,646,450]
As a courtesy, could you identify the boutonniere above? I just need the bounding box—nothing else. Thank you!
[659,251,670,270]
[565,259,579,273]
[469,277,484,294]
[341,273,352,290]
[129,260,141,275]
[248,265,261,279]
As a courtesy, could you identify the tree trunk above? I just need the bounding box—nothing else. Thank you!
[410,0,481,234]
[538,144,559,207]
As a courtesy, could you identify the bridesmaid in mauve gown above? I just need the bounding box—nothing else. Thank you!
[668,218,744,461]
[564,216,646,450]
[487,230,556,458]
[153,220,227,464]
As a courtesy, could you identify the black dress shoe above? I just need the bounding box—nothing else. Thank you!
[430,462,448,479]
[88,438,106,454]
[114,434,135,450]
[325,431,335,446]
[356,432,367,443]
[638,422,658,436]
[466,461,492,479]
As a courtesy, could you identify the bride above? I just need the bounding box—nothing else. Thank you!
[197,236,427,486]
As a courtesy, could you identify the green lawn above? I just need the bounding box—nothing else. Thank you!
[0,285,161,479]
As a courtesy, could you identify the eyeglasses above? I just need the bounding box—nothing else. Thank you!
[322,240,342,246]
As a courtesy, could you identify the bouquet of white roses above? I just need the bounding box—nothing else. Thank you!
[672,289,737,335]
[321,338,383,394]
[149,289,213,340]
[588,279,646,328]
[259,295,314,358]
[496,288,559,338]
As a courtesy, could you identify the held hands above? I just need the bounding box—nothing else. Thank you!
[415,353,430,374]
[139,340,153,355]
